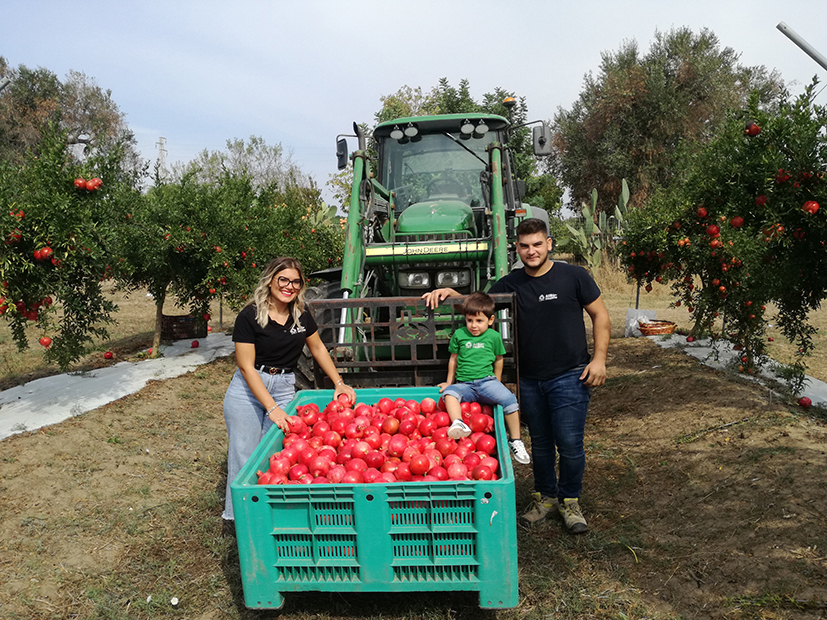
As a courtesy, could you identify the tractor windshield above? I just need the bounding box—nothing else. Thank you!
[381,131,494,211]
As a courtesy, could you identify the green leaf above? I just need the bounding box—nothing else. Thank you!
[620,178,630,212]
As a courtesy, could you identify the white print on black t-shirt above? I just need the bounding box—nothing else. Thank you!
[289,324,307,335]
[464,342,485,349]
[538,293,558,302]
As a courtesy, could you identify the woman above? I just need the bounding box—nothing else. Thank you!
[222,257,355,521]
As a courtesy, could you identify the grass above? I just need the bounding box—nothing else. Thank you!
[2,345,826,619]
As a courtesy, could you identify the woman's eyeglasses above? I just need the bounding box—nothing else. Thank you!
[275,276,303,289]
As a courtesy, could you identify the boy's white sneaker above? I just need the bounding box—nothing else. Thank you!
[508,439,531,464]
[447,419,472,439]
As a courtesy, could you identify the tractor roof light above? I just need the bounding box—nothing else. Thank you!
[390,125,404,140]
[404,123,419,138]
[460,119,475,135]
[474,120,489,136]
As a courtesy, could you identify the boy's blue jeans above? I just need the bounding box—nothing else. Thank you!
[519,368,590,500]
[442,375,519,414]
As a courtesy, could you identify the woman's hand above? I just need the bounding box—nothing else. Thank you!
[268,407,292,433]
[334,382,357,407]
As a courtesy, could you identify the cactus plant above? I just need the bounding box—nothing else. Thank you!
[557,179,628,269]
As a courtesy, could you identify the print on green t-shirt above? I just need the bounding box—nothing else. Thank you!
[448,327,507,383]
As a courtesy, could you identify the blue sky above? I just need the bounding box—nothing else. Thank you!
[2,0,825,203]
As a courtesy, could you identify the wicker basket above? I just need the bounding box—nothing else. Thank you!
[638,320,676,336]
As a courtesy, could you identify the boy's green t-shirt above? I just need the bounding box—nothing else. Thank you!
[448,326,506,382]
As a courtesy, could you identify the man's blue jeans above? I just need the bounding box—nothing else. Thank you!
[520,368,590,500]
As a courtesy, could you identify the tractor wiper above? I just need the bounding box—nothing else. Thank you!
[440,132,487,167]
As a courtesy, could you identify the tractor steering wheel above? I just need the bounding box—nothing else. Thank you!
[426,175,467,199]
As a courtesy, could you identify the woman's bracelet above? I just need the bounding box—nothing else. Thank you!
[335,379,344,386]
[266,404,279,416]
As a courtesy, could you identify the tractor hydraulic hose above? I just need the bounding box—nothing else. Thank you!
[338,291,349,345]
[488,144,509,280]
[342,151,368,294]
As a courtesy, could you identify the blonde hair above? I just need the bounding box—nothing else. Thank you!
[249,257,306,328]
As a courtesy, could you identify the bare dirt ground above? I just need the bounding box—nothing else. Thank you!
[0,337,825,619]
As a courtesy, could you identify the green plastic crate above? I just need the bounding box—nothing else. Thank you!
[231,387,518,610]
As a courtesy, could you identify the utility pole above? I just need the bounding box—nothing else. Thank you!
[777,22,827,72]
[155,136,168,181]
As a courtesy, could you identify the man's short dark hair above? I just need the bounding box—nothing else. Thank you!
[461,291,495,318]
[515,217,549,238]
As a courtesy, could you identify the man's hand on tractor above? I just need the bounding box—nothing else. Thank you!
[422,287,459,310]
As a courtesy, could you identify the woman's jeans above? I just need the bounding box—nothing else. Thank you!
[222,368,295,520]
[519,368,590,500]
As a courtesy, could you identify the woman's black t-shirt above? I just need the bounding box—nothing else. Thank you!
[231,304,318,369]
[489,262,601,380]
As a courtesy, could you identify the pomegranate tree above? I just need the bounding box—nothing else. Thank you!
[621,83,827,392]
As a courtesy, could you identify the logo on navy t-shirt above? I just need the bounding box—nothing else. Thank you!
[538,293,558,302]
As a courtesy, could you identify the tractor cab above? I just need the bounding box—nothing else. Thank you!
[376,114,512,245]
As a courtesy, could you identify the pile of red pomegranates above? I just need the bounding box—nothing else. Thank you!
[256,394,501,485]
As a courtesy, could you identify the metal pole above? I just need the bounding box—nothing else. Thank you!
[777,22,827,72]
[635,283,640,310]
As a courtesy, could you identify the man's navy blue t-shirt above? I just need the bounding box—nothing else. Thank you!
[489,262,600,380]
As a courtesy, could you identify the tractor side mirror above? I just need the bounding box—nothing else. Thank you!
[532,125,554,156]
[336,138,349,170]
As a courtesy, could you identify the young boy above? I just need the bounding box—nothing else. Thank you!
[438,292,530,464]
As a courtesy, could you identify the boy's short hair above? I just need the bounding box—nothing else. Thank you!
[515,217,549,238]
[461,291,495,318]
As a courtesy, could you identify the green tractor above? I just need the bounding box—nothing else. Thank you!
[304,104,552,388]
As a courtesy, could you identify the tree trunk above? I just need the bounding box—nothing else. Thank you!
[152,289,166,357]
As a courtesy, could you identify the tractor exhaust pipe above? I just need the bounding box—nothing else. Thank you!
[354,122,367,152]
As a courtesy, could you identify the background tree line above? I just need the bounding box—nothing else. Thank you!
[3,24,824,382]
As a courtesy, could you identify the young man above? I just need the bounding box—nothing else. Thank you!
[423,218,609,534]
